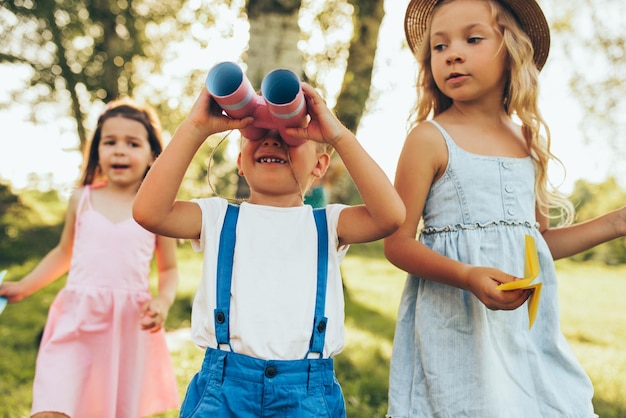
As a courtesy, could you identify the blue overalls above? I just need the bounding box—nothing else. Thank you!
[180,205,347,417]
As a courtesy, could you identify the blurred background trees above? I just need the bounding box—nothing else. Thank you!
[0,0,624,262]
[0,2,624,415]
[0,0,387,203]
[550,0,626,166]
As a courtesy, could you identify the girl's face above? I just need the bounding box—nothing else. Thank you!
[237,131,327,206]
[429,0,508,104]
[97,116,155,188]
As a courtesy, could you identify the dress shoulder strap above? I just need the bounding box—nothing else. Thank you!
[76,185,93,215]
[426,120,458,150]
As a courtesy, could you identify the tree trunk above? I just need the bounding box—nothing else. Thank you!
[336,0,385,133]
[237,0,303,199]
[328,0,385,205]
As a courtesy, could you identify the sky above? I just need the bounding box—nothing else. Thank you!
[0,1,615,196]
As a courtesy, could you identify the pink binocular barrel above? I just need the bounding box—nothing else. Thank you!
[260,69,307,146]
[205,61,308,146]
[205,61,268,141]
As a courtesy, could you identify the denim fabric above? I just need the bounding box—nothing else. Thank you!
[179,348,346,418]
[181,206,346,418]
[387,121,597,418]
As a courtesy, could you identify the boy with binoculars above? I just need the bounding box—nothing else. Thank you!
[133,68,404,416]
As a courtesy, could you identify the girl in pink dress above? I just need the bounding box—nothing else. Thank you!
[0,99,180,418]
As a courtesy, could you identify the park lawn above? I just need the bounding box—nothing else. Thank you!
[1,250,625,417]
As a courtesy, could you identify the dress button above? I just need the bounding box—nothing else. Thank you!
[507,208,517,216]
[265,366,278,378]
[505,184,513,193]
[502,161,510,169]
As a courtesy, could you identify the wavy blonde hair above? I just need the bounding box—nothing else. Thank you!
[411,0,573,225]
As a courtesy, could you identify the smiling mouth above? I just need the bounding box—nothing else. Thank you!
[111,164,129,169]
[257,157,287,164]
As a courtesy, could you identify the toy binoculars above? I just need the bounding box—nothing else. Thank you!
[205,61,308,146]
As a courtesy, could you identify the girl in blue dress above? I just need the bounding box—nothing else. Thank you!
[385,0,626,417]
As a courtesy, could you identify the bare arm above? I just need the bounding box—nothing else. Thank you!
[286,83,405,246]
[133,87,253,240]
[537,205,626,260]
[384,123,529,310]
[140,235,180,332]
[0,189,80,302]
[384,123,470,287]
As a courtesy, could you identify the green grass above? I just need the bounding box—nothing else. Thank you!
[1,250,625,417]
[553,259,626,417]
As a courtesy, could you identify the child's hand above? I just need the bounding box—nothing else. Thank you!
[466,266,531,310]
[0,281,27,303]
[186,87,254,139]
[285,83,349,147]
[139,298,170,333]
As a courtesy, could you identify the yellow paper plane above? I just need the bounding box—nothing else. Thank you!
[496,235,542,329]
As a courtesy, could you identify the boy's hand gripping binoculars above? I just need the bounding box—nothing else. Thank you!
[206,61,308,146]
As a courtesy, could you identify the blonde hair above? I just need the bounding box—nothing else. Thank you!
[411,0,574,225]
[316,142,335,157]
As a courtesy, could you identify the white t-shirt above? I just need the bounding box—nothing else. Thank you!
[190,198,349,360]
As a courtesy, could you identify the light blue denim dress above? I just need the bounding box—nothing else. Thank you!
[387,121,596,418]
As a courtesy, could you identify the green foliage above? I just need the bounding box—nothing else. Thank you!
[0,183,65,264]
[0,261,63,417]
[328,171,364,206]
[0,0,225,154]
[177,134,241,202]
[554,259,626,418]
[0,0,381,209]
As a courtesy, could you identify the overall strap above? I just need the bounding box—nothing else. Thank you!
[307,208,329,358]
[214,203,239,350]
[214,205,330,357]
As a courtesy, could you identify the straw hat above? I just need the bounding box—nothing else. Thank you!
[404,0,550,70]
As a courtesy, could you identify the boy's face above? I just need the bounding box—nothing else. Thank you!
[237,130,329,206]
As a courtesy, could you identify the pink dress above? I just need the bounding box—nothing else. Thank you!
[31,185,179,418]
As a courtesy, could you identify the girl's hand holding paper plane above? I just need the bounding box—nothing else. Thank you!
[497,235,542,329]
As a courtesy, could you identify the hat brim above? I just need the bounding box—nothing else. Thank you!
[404,0,550,70]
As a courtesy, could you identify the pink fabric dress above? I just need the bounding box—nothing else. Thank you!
[31,185,179,418]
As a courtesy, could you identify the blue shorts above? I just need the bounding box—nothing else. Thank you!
[180,347,346,417]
